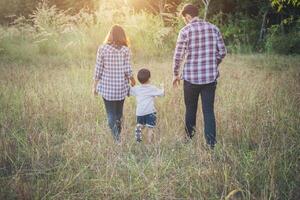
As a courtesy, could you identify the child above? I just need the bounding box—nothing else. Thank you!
[130,68,164,143]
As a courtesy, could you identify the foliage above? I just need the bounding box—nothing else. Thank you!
[265,19,300,54]
[210,12,261,53]
[0,0,39,24]
[271,0,300,11]
[0,1,176,63]
[1,0,300,55]
[0,0,95,23]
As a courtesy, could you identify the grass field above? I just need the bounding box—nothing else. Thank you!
[0,54,300,199]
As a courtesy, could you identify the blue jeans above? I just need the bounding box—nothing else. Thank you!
[103,98,124,142]
[184,80,217,147]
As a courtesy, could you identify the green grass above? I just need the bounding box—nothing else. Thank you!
[0,54,300,199]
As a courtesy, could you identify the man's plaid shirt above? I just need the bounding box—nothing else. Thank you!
[173,18,227,84]
[94,44,133,101]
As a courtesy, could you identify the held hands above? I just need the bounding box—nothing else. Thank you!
[172,75,181,88]
[130,77,136,87]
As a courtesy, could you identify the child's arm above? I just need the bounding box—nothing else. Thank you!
[124,48,136,87]
[151,85,164,97]
[129,86,137,96]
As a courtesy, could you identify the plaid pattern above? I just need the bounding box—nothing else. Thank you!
[173,18,227,84]
[94,44,133,101]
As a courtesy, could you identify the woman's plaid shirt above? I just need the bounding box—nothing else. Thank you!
[94,44,133,101]
[173,18,227,84]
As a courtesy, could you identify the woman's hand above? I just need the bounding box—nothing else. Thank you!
[130,77,136,87]
[93,87,98,96]
[93,79,100,96]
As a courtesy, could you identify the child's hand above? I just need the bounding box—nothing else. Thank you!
[159,83,165,96]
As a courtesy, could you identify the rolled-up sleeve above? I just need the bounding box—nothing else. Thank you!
[94,46,104,80]
[216,28,227,64]
[129,87,136,96]
[124,49,133,79]
[173,29,188,76]
[151,87,164,97]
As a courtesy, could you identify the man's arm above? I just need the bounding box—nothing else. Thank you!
[216,28,227,65]
[172,30,188,87]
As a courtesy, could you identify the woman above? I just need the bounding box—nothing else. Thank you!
[93,25,136,143]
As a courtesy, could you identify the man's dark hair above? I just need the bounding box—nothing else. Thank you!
[180,4,199,18]
[137,68,151,84]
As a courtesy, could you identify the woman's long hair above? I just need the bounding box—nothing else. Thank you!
[104,25,129,47]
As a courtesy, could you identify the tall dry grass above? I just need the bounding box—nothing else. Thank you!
[0,54,299,199]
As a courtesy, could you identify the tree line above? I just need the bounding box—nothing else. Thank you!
[0,0,299,54]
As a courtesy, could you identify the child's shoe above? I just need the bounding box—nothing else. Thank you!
[135,124,142,142]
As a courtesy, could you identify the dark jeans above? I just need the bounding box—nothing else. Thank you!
[103,98,125,142]
[184,80,217,147]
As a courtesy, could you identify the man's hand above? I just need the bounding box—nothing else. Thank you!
[172,75,181,88]
[217,58,222,66]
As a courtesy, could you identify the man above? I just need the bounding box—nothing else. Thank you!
[172,4,226,149]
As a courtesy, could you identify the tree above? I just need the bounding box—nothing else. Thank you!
[271,0,300,11]
[202,0,211,21]
[0,0,40,24]
[128,0,181,14]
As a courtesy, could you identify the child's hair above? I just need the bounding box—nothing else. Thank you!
[104,24,129,47]
[137,68,151,84]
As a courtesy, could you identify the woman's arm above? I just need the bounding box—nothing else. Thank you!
[93,46,104,95]
[124,48,136,87]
